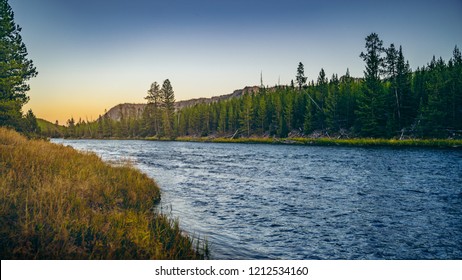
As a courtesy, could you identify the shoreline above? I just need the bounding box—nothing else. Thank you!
[149,136,462,149]
[57,135,462,149]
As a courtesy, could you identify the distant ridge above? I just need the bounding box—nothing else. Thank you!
[103,86,260,121]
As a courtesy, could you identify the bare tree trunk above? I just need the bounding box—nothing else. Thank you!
[231,129,239,139]
[395,87,401,128]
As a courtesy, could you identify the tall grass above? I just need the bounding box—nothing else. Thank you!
[173,135,462,148]
[289,137,462,148]
[0,127,206,259]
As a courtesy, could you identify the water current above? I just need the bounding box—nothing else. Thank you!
[52,139,462,259]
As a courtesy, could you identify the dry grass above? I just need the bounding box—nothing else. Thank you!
[0,127,206,259]
[289,137,462,148]
[173,135,462,148]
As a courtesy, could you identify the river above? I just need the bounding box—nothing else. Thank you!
[51,139,462,259]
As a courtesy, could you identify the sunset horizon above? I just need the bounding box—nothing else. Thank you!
[8,0,462,124]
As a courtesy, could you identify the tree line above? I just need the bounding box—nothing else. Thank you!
[1,0,460,140]
[51,33,461,140]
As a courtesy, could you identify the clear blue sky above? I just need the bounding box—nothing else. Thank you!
[8,0,462,123]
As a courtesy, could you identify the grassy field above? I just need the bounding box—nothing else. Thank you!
[0,127,206,259]
[174,136,462,148]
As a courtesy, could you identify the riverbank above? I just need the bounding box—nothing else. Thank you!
[0,127,206,259]
[59,135,462,149]
[171,136,462,148]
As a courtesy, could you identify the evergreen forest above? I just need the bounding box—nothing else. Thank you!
[46,33,462,140]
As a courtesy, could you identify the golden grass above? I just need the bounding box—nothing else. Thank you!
[0,127,206,259]
[289,137,462,148]
[173,135,462,148]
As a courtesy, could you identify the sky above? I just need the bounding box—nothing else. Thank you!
[8,0,462,124]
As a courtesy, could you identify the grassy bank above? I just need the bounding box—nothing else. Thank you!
[174,136,462,148]
[0,127,206,259]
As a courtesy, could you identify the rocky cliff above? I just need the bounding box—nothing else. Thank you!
[104,86,260,121]
[104,103,146,121]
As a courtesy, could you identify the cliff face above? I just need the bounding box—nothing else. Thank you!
[104,103,146,121]
[103,86,260,121]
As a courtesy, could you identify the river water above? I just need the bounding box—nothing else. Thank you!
[51,139,462,259]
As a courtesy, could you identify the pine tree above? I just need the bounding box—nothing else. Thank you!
[292,88,306,131]
[0,98,21,128]
[23,109,39,134]
[277,94,288,137]
[339,69,358,131]
[161,79,175,138]
[449,46,462,135]
[96,115,103,138]
[66,117,75,138]
[356,33,387,137]
[102,111,112,137]
[239,95,253,137]
[383,44,414,136]
[296,62,307,91]
[384,43,400,131]
[118,110,129,138]
[144,82,162,136]
[326,74,340,131]
[257,96,267,134]
[313,68,328,131]
[176,109,187,136]
[422,56,448,137]
[227,102,235,134]
[284,89,294,132]
[303,88,314,134]
[395,46,413,130]
[0,0,38,129]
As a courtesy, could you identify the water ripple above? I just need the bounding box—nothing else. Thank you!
[52,139,462,260]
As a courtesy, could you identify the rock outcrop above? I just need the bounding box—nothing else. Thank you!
[103,86,260,121]
[104,103,145,121]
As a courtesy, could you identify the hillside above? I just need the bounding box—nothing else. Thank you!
[37,118,64,137]
[104,86,260,121]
